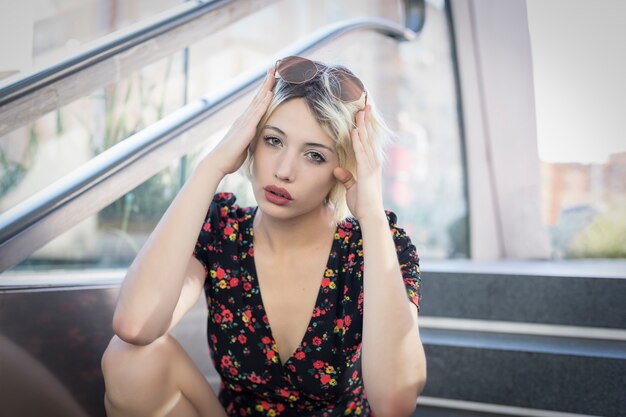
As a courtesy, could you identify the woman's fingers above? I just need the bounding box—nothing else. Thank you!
[354,107,378,169]
[333,167,356,190]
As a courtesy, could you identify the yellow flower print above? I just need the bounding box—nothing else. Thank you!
[329,282,336,289]
[326,365,334,374]
[242,315,249,323]
[219,280,227,289]
[229,233,237,241]
[324,268,334,277]
[210,270,217,278]
[268,410,276,417]
[356,406,362,415]
[255,404,264,412]
[334,232,340,240]
[329,379,337,386]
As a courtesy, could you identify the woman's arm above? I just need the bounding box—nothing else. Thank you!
[360,214,426,417]
[112,159,224,345]
[112,67,276,346]
[333,105,426,417]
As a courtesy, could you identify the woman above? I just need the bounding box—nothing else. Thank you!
[102,56,426,417]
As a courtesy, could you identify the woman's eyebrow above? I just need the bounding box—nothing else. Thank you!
[263,124,335,153]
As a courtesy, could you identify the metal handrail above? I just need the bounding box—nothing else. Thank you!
[0,17,419,273]
[0,0,282,137]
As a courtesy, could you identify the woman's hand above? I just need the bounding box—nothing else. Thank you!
[206,67,276,176]
[333,105,385,221]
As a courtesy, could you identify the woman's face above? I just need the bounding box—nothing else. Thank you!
[250,98,339,220]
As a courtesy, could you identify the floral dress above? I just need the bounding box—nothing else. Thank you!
[192,192,422,417]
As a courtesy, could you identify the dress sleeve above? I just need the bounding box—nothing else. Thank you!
[385,210,422,313]
[191,192,238,279]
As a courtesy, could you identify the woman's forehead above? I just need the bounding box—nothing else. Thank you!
[265,99,335,148]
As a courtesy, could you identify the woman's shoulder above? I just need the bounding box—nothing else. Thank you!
[198,192,256,244]
[209,192,256,217]
[338,209,404,236]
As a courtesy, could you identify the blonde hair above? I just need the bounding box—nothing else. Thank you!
[242,59,396,224]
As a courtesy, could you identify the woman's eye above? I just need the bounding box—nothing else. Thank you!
[264,136,282,147]
[307,151,326,164]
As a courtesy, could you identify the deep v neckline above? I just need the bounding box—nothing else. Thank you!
[247,206,339,369]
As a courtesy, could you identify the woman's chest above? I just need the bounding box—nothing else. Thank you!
[206,245,364,398]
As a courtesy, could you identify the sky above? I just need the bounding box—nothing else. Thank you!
[526,0,626,165]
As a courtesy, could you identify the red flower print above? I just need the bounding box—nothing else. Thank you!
[221,355,232,368]
[338,228,346,238]
[224,226,234,236]
[262,336,271,345]
[321,277,331,288]
[229,277,239,287]
[214,313,222,323]
[229,367,239,376]
[344,315,352,326]
[266,350,276,360]
[243,282,252,291]
[238,334,247,344]
[313,360,324,369]
[202,222,211,232]
[336,319,344,329]
[249,374,262,384]
[294,351,306,360]
[277,403,286,412]
[320,374,331,384]
[222,309,233,322]
[352,370,358,380]
[312,336,322,346]
[216,267,225,279]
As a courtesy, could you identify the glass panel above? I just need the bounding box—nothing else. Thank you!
[528,0,626,259]
[9,161,182,272]
[0,51,185,213]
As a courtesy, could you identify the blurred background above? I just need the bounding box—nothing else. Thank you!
[1,0,623,268]
[0,1,624,416]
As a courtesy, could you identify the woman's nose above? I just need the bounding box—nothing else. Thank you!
[274,152,296,182]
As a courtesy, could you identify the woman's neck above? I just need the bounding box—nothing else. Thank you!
[253,204,336,255]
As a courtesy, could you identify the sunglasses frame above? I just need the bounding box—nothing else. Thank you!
[274,56,368,107]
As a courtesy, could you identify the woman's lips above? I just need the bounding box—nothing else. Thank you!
[264,189,291,205]
[263,185,292,206]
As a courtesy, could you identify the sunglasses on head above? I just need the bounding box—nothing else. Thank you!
[274,56,368,106]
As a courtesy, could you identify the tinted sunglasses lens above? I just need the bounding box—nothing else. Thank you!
[277,56,318,83]
[329,70,365,102]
